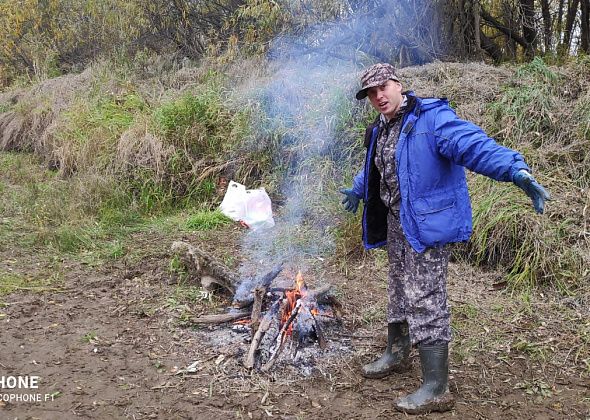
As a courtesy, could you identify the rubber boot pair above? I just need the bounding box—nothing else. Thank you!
[394,343,455,414]
[361,321,411,378]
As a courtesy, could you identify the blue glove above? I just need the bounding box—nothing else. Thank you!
[339,188,361,214]
[512,170,551,214]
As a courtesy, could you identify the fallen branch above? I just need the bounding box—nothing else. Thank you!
[192,310,250,325]
[170,241,240,293]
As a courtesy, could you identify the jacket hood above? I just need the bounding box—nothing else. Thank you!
[405,91,449,113]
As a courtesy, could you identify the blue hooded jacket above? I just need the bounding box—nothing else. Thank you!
[351,92,530,253]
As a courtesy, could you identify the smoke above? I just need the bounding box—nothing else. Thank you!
[236,60,357,276]
[232,0,442,278]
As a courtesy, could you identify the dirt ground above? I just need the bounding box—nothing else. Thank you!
[1,224,589,420]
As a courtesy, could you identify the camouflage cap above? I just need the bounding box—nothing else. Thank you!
[355,63,400,100]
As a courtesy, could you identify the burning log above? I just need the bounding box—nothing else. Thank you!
[260,299,301,372]
[312,312,327,349]
[232,263,284,308]
[244,271,341,371]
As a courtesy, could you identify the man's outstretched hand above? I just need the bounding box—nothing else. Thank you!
[513,170,551,214]
[340,188,361,214]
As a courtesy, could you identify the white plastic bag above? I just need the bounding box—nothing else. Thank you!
[219,181,275,230]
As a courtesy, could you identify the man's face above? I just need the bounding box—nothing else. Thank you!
[366,80,403,119]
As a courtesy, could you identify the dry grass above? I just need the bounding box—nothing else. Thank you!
[399,61,513,126]
[115,119,173,179]
[1,57,588,288]
[384,59,590,289]
[0,69,92,156]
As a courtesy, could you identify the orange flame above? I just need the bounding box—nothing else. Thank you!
[295,271,305,292]
[280,271,307,335]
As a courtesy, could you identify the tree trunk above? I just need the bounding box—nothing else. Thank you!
[540,0,553,52]
[520,0,537,57]
[557,0,566,42]
[581,0,590,53]
[473,0,481,51]
[457,0,482,56]
[562,0,581,54]
[504,2,519,60]
[480,31,504,61]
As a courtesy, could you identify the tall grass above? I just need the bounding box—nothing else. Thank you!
[1,56,588,291]
[44,63,260,214]
[463,57,590,290]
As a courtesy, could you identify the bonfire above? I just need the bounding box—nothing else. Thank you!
[170,241,343,371]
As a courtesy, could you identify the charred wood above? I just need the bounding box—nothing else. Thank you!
[308,284,332,300]
[293,304,315,352]
[232,263,284,308]
[312,312,328,350]
[250,285,267,335]
[261,300,301,372]
[245,300,281,369]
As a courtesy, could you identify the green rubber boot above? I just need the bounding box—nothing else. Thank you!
[394,343,455,414]
[361,321,411,379]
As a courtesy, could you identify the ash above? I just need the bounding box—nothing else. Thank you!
[196,324,353,376]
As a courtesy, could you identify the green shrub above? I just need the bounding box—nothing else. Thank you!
[463,177,583,289]
[155,91,218,136]
[185,210,231,230]
[62,92,145,144]
[487,58,559,150]
[153,75,233,157]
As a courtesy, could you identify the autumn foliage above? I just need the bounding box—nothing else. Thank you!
[1,0,590,88]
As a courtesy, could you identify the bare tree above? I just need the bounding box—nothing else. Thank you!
[480,6,532,55]
[520,0,538,57]
[581,0,590,52]
[540,0,553,52]
[562,0,580,54]
[138,0,246,58]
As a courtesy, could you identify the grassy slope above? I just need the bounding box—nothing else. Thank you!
[0,56,589,290]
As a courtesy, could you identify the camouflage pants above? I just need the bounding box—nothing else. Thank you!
[386,210,451,345]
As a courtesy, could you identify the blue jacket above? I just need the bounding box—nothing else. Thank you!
[351,92,529,253]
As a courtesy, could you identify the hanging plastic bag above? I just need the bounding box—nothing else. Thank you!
[219,181,275,231]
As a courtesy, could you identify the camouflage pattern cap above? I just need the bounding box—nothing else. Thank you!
[355,63,400,100]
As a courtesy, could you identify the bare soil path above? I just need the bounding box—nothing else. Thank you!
[1,227,589,419]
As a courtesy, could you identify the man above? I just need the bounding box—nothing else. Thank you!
[340,63,550,414]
